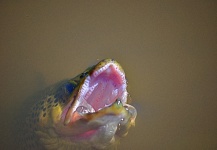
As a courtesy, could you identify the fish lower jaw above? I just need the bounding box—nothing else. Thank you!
[63,89,127,126]
[50,101,136,150]
[58,122,120,149]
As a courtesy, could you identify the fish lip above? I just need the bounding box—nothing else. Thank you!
[64,59,128,125]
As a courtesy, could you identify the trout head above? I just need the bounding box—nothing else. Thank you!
[36,59,137,149]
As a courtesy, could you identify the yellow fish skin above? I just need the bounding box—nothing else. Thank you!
[15,59,137,150]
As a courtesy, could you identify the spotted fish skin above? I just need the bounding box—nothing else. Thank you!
[15,59,137,150]
[16,78,81,150]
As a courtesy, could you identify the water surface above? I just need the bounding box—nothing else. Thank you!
[0,1,217,149]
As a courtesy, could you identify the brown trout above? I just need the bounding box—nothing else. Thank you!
[15,59,137,150]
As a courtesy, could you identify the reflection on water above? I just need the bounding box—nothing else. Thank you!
[0,1,217,150]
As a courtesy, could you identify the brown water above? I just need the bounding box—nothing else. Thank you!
[1,1,217,150]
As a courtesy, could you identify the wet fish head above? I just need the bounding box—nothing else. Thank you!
[38,59,137,149]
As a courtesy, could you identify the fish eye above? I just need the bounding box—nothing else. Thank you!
[65,83,75,93]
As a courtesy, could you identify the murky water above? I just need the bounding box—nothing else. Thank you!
[1,1,217,149]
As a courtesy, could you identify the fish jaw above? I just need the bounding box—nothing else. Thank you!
[64,59,128,126]
[49,59,137,148]
[54,99,137,149]
[73,99,137,149]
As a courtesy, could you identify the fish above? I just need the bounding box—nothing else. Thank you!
[15,59,137,150]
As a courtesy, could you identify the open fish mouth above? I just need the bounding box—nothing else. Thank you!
[75,61,127,113]
[64,60,128,125]
[54,59,137,148]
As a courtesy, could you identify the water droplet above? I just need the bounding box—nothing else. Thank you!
[76,106,89,115]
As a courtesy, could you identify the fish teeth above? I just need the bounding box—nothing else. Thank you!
[93,64,110,77]
[79,76,91,100]
[83,83,98,100]
[93,63,125,79]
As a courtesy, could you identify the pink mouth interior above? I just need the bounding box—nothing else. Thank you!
[58,63,128,139]
[79,65,126,112]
